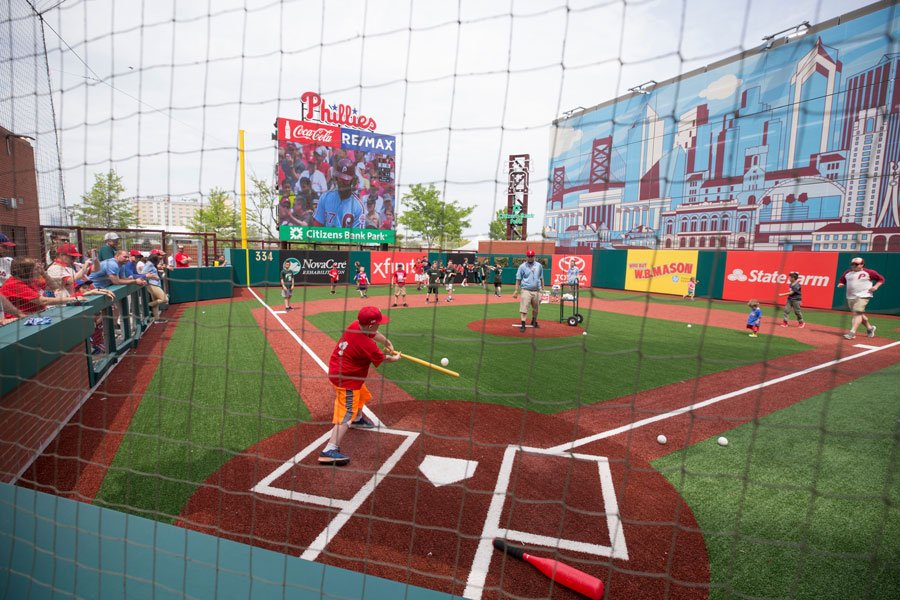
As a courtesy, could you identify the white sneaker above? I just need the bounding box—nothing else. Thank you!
[867,326,877,338]
[843,332,856,340]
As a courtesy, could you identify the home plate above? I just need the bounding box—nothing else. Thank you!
[418,455,478,487]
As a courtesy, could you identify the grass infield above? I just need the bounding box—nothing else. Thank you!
[306,303,811,413]
[95,301,310,522]
[653,363,900,599]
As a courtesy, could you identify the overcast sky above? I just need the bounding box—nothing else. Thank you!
[36,0,873,239]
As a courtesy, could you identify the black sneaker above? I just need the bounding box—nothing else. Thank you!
[392,303,398,307]
[318,449,350,465]
[519,323,526,333]
[350,415,376,429]
[402,303,408,307]
[532,321,539,329]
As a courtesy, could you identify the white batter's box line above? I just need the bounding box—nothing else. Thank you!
[251,426,418,511]
[463,445,628,600]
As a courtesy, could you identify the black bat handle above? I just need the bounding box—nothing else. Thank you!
[493,538,525,561]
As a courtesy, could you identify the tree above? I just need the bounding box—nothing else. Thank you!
[188,188,240,238]
[489,210,507,240]
[246,174,279,240]
[397,184,474,248]
[72,170,137,228]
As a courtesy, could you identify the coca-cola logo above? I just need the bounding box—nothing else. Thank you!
[277,118,340,147]
[291,123,334,142]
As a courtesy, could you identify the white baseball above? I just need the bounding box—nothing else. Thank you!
[687,324,692,328]
[657,434,667,444]
[717,436,729,446]
[440,358,449,367]
[582,331,588,336]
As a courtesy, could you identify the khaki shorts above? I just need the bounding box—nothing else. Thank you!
[519,289,541,313]
[848,297,869,313]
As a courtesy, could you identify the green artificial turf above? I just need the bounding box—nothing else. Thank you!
[95,301,310,522]
[653,363,900,599]
[588,289,900,340]
[306,304,812,414]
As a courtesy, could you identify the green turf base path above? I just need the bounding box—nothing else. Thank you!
[96,301,310,522]
[654,363,900,599]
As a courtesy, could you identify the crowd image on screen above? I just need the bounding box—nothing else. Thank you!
[277,141,396,230]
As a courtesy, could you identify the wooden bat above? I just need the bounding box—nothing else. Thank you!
[391,352,460,378]
[492,538,604,600]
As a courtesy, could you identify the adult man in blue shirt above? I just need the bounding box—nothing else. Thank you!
[513,250,543,333]
[89,250,146,289]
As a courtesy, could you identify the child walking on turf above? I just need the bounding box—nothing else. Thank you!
[778,271,805,328]
[280,260,295,311]
[746,299,762,337]
[355,266,369,298]
[683,277,698,300]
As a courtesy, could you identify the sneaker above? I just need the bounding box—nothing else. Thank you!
[867,325,877,338]
[749,333,758,338]
[285,306,292,311]
[531,321,540,329]
[780,321,789,328]
[843,332,856,340]
[425,299,429,303]
[350,415,376,429]
[330,291,336,295]
[392,303,398,307]
[402,303,408,307]
[519,323,526,333]
[798,322,806,329]
[318,449,350,466]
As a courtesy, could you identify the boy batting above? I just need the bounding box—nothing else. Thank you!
[319,306,400,466]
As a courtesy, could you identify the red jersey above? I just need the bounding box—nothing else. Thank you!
[393,270,406,285]
[415,262,424,275]
[328,267,340,282]
[328,321,385,389]
[1,277,42,316]
[174,252,191,268]
[356,272,369,286]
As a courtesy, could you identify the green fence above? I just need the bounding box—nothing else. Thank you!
[833,252,898,315]
[167,266,234,304]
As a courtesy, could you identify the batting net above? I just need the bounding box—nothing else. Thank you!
[1,1,899,599]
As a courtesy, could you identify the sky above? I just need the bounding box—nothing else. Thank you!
[28,0,877,239]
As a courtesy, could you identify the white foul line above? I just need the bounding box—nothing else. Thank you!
[547,340,900,453]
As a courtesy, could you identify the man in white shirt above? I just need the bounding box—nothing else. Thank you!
[0,233,14,286]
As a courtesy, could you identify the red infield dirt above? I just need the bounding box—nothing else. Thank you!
[468,317,584,337]
[23,287,900,599]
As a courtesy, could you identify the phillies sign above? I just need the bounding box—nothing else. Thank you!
[721,251,838,309]
[300,91,377,132]
[551,254,592,287]
[276,118,340,147]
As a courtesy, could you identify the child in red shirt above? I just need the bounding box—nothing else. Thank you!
[328,266,340,295]
[319,307,400,465]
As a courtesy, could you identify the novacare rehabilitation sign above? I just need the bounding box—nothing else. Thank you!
[280,226,395,245]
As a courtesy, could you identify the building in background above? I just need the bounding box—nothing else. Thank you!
[0,127,41,257]
[545,3,900,253]
[132,196,206,233]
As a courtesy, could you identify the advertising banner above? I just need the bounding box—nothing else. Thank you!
[624,250,699,295]
[722,251,838,308]
[280,225,395,245]
[280,250,350,284]
[551,254,592,287]
[369,251,425,284]
[276,118,340,147]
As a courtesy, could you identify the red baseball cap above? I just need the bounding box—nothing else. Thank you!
[357,306,389,326]
[130,249,143,256]
[0,233,15,247]
[150,248,163,255]
[56,243,82,257]
[526,250,536,257]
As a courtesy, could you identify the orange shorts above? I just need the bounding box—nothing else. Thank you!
[332,384,372,424]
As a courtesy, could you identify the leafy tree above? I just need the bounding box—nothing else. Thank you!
[188,188,240,238]
[489,210,508,240]
[397,184,474,249]
[72,170,137,228]
[246,174,279,240]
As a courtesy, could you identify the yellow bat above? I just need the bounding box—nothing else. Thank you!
[391,352,460,378]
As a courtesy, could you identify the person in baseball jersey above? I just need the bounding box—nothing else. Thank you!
[328,265,340,295]
[837,257,885,339]
[354,266,369,298]
[319,306,400,466]
[391,263,408,307]
[312,158,365,228]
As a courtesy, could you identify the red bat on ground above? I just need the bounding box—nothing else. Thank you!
[492,538,604,600]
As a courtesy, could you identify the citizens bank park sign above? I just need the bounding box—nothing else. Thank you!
[276,91,396,155]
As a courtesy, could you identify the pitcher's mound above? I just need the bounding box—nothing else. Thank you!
[467,318,584,338]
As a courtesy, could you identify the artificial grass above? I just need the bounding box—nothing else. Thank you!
[653,363,900,599]
[588,288,900,340]
[95,300,310,523]
[306,304,812,414]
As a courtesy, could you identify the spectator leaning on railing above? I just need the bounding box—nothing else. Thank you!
[45,244,92,298]
[1,257,112,318]
[88,250,147,289]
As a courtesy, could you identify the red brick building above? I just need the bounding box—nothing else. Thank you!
[0,126,41,258]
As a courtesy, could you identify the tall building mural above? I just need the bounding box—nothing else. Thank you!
[545,2,900,252]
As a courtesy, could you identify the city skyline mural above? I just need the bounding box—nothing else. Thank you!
[544,2,900,253]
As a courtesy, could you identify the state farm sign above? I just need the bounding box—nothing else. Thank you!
[276,118,340,147]
[722,251,838,309]
[551,254,592,287]
[369,251,424,284]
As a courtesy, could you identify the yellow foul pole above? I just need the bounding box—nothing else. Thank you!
[239,130,250,287]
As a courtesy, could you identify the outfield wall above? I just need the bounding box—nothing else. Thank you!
[591,249,899,315]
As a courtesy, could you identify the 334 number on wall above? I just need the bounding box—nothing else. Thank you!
[254,251,273,261]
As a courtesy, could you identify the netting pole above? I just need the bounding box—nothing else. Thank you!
[239,129,250,286]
